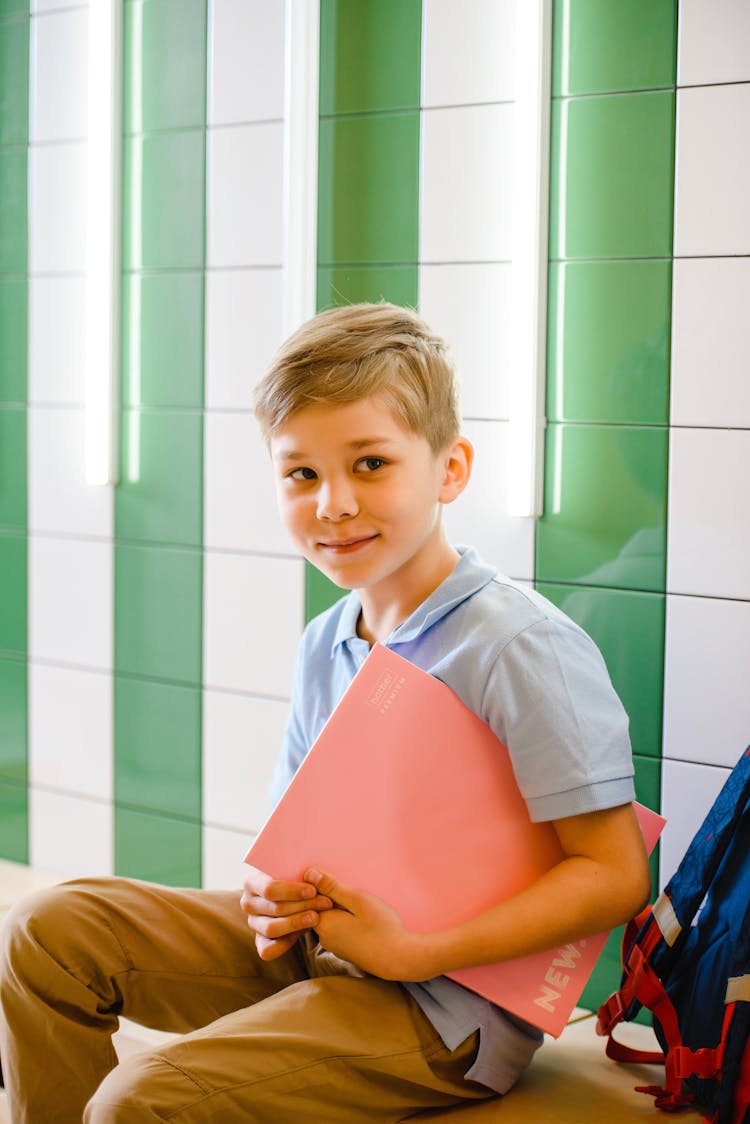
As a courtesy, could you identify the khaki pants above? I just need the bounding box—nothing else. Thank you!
[0,878,495,1122]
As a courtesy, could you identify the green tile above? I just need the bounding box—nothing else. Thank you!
[0,148,27,275]
[536,424,668,592]
[547,261,671,425]
[319,0,422,115]
[122,272,204,409]
[552,0,676,96]
[305,562,345,623]
[0,779,27,863]
[0,406,26,529]
[0,16,29,146]
[0,533,26,655]
[0,2,29,18]
[115,676,200,819]
[116,410,203,547]
[123,0,206,134]
[0,657,26,781]
[317,112,420,265]
[114,542,202,684]
[317,265,418,311]
[536,583,664,759]
[122,130,205,271]
[578,753,661,1019]
[0,279,27,401]
[549,91,674,260]
[115,805,201,886]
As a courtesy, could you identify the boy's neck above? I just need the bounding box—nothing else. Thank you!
[355,542,460,646]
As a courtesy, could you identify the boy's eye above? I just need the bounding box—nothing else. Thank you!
[289,466,317,481]
[356,456,386,473]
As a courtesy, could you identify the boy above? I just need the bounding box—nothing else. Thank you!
[0,303,651,1121]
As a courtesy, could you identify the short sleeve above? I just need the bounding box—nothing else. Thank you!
[482,617,635,822]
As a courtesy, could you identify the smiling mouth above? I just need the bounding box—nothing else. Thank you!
[319,534,378,553]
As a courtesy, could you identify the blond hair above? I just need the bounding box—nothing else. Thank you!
[253,303,460,452]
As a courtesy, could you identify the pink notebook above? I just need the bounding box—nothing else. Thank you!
[244,643,664,1036]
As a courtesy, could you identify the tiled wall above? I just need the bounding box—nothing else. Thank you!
[660,0,750,871]
[0,0,748,1011]
[201,0,301,888]
[0,0,29,862]
[537,0,676,1004]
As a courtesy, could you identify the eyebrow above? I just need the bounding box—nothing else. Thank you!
[274,436,397,462]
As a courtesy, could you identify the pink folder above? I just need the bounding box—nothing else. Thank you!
[244,643,664,1036]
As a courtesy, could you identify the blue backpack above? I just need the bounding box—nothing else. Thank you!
[597,745,750,1123]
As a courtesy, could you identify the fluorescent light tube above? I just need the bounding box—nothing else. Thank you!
[508,0,552,518]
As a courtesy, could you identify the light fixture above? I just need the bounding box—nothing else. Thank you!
[84,0,122,486]
[282,0,320,337]
[507,0,552,518]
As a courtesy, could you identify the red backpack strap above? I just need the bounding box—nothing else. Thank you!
[597,904,727,1113]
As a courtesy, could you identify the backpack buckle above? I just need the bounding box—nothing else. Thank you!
[670,1045,720,1081]
[596,991,624,1036]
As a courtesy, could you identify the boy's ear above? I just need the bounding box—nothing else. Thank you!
[438,436,474,505]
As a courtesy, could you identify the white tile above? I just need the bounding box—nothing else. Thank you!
[663,594,750,769]
[674,84,750,257]
[29,788,113,879]
[31,0,86,12]
[443,419,535,581]
[659,759,730,889]
[28,275,86,405]
[203,412,292,555]
[670,257,750,428]
[204,268,284,409]
[203,688,288,833]
[422,0,514,107]
[29,663,112,800]
[28,407,113,537]
[667,428,750,600]
[678,0,750,86]
[420,103,513,263]
[206,123,284,268]
[28,535,113,670]
[418,263,510,420]
[30,7,88,143]
[28,141,87,274]
[203,552,304,697]
[209,0,285,125]
[202,823,255,890]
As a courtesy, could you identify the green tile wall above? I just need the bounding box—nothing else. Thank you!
[540,0,677,1015]
[548,92,675,261]
[115,0,207,885]
[0,4,28,861]
[552,0,677,97]
[310,0,422,622]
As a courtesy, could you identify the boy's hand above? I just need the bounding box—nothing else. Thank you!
[241,865,333,961]
[304,868,425,981]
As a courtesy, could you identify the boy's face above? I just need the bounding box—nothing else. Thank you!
[270,395,467,603]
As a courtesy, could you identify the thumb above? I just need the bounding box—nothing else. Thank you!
[304,868,357,911]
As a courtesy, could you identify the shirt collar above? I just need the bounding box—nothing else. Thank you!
[329,546,497,655]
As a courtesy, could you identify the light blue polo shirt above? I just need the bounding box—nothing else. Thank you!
[271,546,635,1092]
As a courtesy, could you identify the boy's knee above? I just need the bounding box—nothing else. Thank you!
[0,879,119,986]
[85,1051,201,1123]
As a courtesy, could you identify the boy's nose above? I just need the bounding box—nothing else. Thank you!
[316,479,358,521]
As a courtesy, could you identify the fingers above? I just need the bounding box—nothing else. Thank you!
[242,865,317,903]
[304,868,356,911]
[240,890,332,920]
[255,932,302,961]
[240,865,332,920]
[247,905,322,942]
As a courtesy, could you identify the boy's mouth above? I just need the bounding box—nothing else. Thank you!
[319,534,378,554]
